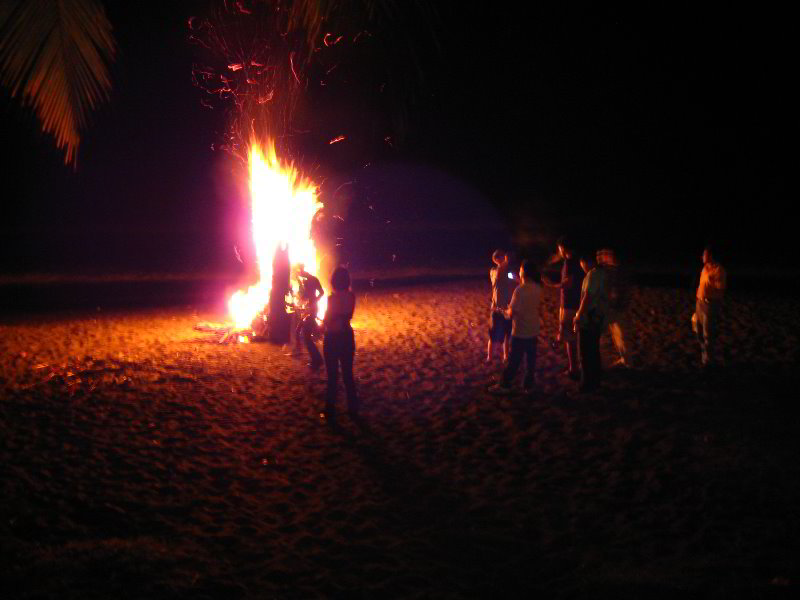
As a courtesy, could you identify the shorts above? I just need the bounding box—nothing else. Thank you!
[558,307,577,341]
[489,310,512,342]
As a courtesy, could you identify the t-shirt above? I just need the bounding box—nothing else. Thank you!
[579,267,609,327]
[696,262,726,302]
[490,265,514,311]
[561,257,584,310]
[508,281,540,338]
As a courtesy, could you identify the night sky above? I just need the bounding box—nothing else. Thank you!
[1,2,792,275]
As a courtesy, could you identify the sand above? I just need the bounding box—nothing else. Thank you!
[1,280,799,598]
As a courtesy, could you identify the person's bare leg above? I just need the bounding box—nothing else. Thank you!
[503,336,511,362]
[486,340,494,362]
[566,340,578,373]
[610,322,626,366]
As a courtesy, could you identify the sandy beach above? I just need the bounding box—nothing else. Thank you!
[1,279,799,598]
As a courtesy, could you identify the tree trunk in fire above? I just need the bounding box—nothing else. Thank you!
[268,245,291,344]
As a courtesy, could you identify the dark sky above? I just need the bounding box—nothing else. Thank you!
[1,2,792,274]
[424,3,792,262]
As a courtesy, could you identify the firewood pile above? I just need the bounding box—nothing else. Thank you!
[194,311,267,343]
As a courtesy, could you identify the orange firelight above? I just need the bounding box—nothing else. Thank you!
[228,138,325,329]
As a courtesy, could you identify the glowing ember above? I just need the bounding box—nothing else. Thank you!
[228,138,325,329]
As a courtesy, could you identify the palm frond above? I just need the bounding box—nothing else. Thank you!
[0,0,115,166]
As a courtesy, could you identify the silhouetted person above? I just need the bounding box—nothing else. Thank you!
[293,264,324,370]
[322,267,358,421]
[268,244,292,344]
[573,254,608,393]
[487,249,516,363]
[694,245,727,367]
[597,248,633,367]
[542,237,583,379]
[489,260,541,394]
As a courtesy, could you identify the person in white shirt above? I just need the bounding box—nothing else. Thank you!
[489,260,541,394]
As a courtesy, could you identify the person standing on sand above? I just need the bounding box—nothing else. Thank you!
[597,248,633,367]
[487,249,516,363]
[541,237,583,379]
[573,254,609,393]
[489,260,541,394]
[694,245,727,367]
[293,264,324,370]
[322,267,358,421]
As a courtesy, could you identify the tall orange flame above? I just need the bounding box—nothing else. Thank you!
[228,138,324,329]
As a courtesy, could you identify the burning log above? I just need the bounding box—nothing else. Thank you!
[194,321,249,343]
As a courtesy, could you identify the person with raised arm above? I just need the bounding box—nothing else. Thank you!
[541,237,583,379]
[487,249,516,363]
[293,263,324,370]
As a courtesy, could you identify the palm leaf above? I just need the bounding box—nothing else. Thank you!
[0,0,115,166]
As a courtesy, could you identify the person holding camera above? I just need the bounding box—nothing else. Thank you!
[486,249,516,364]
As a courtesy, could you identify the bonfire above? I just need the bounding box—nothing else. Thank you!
[196,137,325,343]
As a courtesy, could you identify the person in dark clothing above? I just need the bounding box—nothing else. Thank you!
[541,237,584,379]
[293,264,324,370]
[573,254,609,393]
[597,248,633,367]
[322,267,358,422]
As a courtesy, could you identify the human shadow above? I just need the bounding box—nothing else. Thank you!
[329,412,547,595]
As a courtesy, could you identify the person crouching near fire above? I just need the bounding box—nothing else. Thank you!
[487,249,516,363]
[694,245,727,367]
[293,263,324,370]
[321,267,358,422]
[489,260,541,395]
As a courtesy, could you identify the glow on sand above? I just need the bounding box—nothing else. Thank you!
[228,138,325,329]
